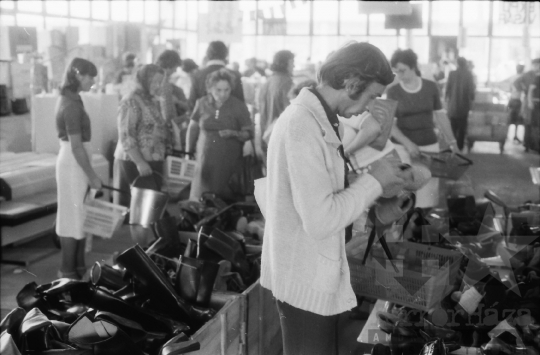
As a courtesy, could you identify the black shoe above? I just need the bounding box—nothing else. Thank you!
[176,256,219,308]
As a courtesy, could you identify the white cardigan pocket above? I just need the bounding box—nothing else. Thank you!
[312,253,342,294]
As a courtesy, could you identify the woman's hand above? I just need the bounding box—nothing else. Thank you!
[404,141,421,158]
[219,129,238,139]
[136,160,153,177]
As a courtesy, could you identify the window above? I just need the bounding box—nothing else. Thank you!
[311,36,342,62]
[129,1,144,23]
[431,1,459,36]
[46,16,69,29]
[17,1,42,13]
[492,2,535,37]
[46,1,68,16]
[367,36,400,60]
[339,1,367,35]
[256,36,285,62]
[161,1,174,28]
[175,1,187,30]
[187,1,198,31]
[462,1,489,36]
[16,14,44,30]
[0,1,14,10]
[313,1,338,35]
[145,1,159,25]
[490,38,529,83]
[70,19,90,45]
[0,14,15,26]
[70,1,90,18]
[410,36,429,65]
[285,0,309,35]
[369,14,397,36]
[111,1,127,22]
[91,1,109,21]
[459,37,488,84]
[239,1,256,35]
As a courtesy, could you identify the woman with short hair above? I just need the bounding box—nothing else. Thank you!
[258,50,295,155]
[186,68,253,202]
[55,57,102,279]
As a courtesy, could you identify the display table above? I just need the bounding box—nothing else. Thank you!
[31,93,119,158]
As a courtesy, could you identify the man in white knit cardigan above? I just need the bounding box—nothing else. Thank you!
[255,42,408,355]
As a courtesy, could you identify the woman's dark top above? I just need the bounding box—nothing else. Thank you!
[387,79,442,146]
[55,90,91,142]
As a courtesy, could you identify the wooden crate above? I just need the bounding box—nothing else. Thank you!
[190,280,283,355]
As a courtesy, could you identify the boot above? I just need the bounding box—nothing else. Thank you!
[204,229,250,281]
[116,245,215,328]
[146,216,185,259]
[176,256,219,307]
[90,262,128,292]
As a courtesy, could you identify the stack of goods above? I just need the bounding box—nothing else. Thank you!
[1,195,266,355]
[361,193,540,354]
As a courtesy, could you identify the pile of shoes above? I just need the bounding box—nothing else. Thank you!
[2,197,265,355]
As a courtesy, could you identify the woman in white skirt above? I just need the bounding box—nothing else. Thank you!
[55,58,102,279]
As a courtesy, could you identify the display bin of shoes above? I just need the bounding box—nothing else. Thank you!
[348,242,463,311]
[189,280,283,355]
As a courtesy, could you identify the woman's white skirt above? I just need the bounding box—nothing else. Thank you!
[56,140,91,240]
[395,142,440,208]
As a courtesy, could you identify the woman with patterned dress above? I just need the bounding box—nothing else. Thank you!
[186,68,253,202]
[113,64,171,207]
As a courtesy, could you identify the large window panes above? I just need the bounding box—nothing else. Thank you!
[187,1,198,31]
[340,1,367,35]
[311,36,341,63]
[175,1,187,30]
[17,1,42,13]
[492,2,537,37]
[490,38,534,83]
[258,1,286,36]
[161,1,174,28]
[460,37,489,85]
[0,1,14,10]
[313,1,338,35]
[69,19,90,45]
[46,16,69,30]
[46,1,68,16]
[285,0,309,35]
[431,1,459,36]
[145,2,159,25]
[282,36,311,64]
[462,1,489,36]
[239,1,256,35]
[129,1,144,23]
[111,1,127,22]
[369,14,397,36]
[91,1,109,21]
[70,1,90,18]
[255,36,285,62]
[16,14,44,30]
[230,36,257,66]
[409,36,429,68]
[0,14,15,26]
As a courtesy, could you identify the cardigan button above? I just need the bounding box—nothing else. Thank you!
[321,129,326,137]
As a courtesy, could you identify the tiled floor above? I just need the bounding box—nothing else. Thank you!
[1,134,538,354]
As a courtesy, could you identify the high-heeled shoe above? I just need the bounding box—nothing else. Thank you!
[116,245,215,328]
[90,262,128,292]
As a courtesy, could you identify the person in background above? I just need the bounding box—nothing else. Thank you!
[55,58,102,279]
[445,56,476,151]
[255,42,406,355]
[258,50,295,157]
[186,68,253,202]
[177,58,199,102]
[243,57,265,78]
[113,64,170,207]
[527,62,540,152]
[156,50,188,150]
[515,58,540,152]
[387,49,458,209]
[114,52,137,98]
[189,41,244,110]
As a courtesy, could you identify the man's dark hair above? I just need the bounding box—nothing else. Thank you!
[270,50,294,74]
[319,42,394,100]
[457,57,468,69]
[206,41,229,61]
[181,58,199,74]
[156,50,182,70]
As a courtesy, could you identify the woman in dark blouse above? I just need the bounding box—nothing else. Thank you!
[186,68,253,201]
[55,58,102,279]
[387,49,458,208]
